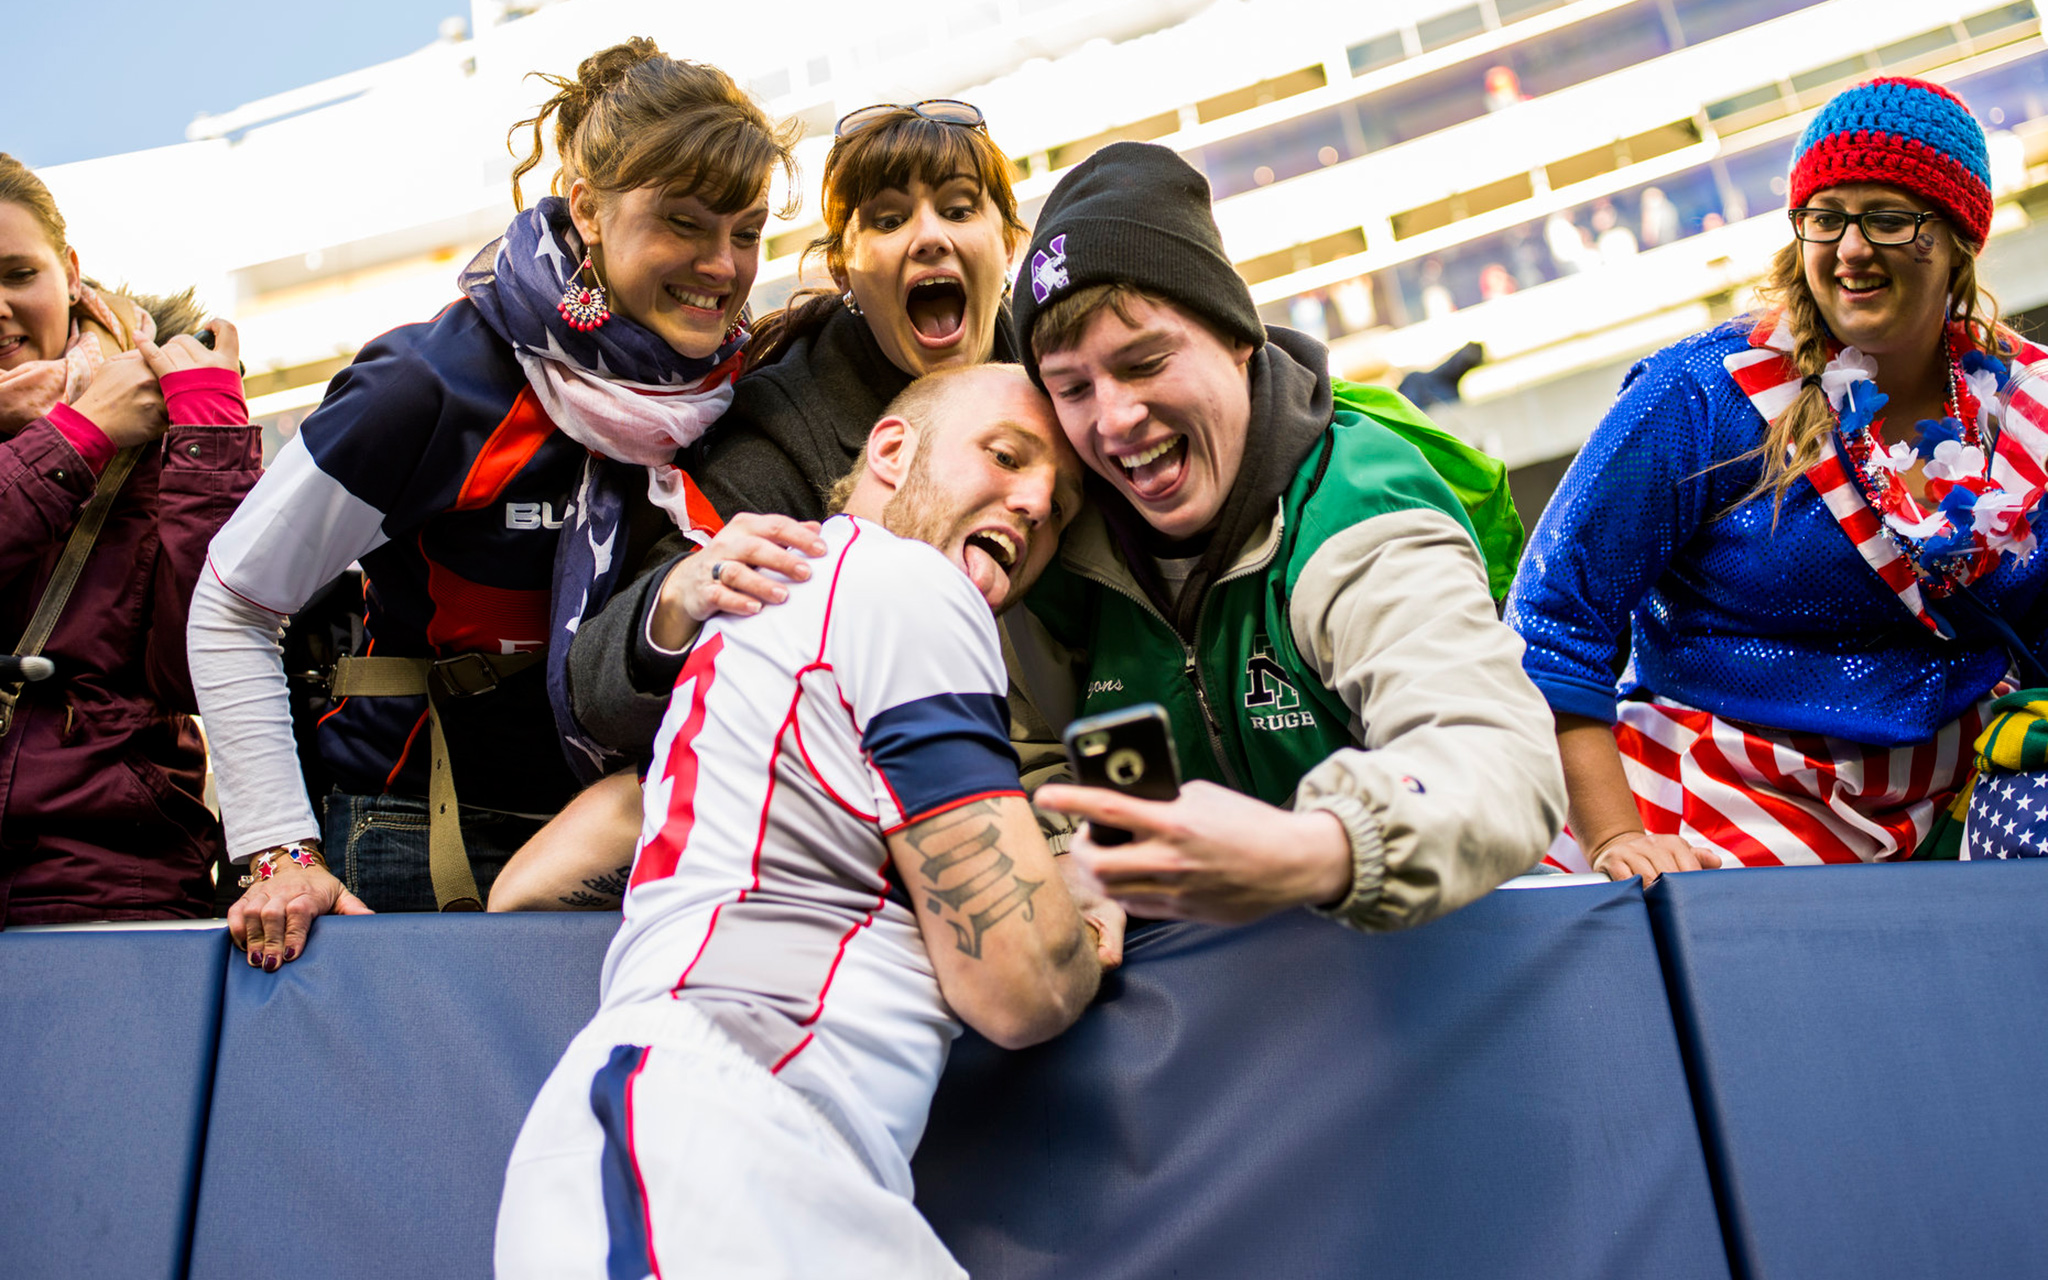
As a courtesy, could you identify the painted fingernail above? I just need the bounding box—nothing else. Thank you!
[283,947,297,962]
[264,955,280,973]
[247,949,261,967]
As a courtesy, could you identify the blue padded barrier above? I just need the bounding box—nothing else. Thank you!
[0,925,228,1280]
[1647,860,2048,1280]
[914,883,1731,1280]
[186,912,617,1280]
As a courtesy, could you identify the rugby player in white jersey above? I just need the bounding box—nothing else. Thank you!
[495,364,1115,1279]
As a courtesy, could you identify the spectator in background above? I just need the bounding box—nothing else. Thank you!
[0,153,257,924]
[1592,198,1639,263]
[1331,276,1377,333]
[1545,211,1594,274]
[1509,78,2048,879]
[190,39,803,966]
[1507,227,1548,289]
[1479,262,1518,301]
[1638,186,1681,249]
[1420,258,1456,319]
[1288,290,1330,342]
[1483,65,1527,113]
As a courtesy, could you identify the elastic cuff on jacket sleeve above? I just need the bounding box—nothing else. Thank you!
[1533,673,1621,724]
[1302,792,1387,932]
[629,556,692,693]
[44,402,116,473]
[159,366,249,426]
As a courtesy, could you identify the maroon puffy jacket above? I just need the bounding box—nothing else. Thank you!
[0,414,260,924]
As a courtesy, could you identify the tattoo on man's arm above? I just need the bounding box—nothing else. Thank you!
[555,862,634,909]
[906,800,1042,960]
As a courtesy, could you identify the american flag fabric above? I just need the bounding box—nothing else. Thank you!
[1960,689,2048,858]
[1544,697,1987,871]
[1963,770,2048,858]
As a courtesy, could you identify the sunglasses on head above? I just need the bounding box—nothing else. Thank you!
[835,99,987,138]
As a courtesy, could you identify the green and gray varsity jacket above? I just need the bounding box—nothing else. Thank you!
[1016,361,1563,932]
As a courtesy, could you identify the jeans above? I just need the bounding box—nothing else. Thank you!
[322,791,546,912]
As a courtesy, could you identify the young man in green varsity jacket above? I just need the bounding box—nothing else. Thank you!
[1012,142,1565,932]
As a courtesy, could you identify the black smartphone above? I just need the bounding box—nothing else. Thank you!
[1060,703,1181,846]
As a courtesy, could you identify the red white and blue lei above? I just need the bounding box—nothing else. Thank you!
[1827,341,2037,594]
[1725,316,2048,636]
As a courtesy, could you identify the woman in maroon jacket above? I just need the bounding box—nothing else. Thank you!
[0,153,258,924]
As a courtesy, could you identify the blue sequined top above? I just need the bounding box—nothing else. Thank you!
[1506,321,2048,747]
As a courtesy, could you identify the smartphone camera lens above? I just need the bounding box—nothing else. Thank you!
[1076,731,1110,757]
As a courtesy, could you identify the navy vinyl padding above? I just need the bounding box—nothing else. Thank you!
[1647,860,2048,1280]
[185,913,617,1280]
[0,926,226,1280]
[914,883,1731,1280]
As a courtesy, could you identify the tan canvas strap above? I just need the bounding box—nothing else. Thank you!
[0,446,144,738]
[328,651,542,911]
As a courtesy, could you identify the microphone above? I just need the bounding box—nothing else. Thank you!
[0,656,56,683]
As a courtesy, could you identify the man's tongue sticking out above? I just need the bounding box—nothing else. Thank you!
[961,540,1009,606]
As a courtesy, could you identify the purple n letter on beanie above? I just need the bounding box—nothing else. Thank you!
[1030,234,1070,304]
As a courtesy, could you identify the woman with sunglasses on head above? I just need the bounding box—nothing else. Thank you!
[1508,78,2048,881]
[704,98,1026,517]
[488,99,1030,911]
[0,153,256,925]
[190,39,803,964]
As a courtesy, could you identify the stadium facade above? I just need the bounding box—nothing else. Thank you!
[40,0,2048,512]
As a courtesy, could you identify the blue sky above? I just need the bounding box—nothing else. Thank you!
[11,0,466,168]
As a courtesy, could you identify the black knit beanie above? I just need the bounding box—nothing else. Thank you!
[1011,141,1264,387]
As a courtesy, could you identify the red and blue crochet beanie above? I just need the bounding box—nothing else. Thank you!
[1788,77,1992,246]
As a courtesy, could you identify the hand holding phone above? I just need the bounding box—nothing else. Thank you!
[1060,703,1181,846]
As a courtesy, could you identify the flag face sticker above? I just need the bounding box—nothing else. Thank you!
[1030,234,1070,303]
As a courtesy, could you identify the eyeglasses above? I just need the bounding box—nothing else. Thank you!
[1788,207,1943,245]
[835,99,987,138]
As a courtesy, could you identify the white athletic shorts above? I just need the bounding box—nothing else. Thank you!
[495,999,966,1279]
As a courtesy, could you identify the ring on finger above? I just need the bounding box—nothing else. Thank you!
[710,561,726,583]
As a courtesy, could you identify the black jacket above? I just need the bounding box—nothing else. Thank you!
[565,304,1020,760]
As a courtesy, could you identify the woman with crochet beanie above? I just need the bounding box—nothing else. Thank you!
[1508,77,2048,879]
[191,39,805,965]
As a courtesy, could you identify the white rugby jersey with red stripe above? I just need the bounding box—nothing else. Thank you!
[597,514,1022,1193]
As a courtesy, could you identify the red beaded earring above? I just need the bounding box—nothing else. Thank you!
[557,254,610,332]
